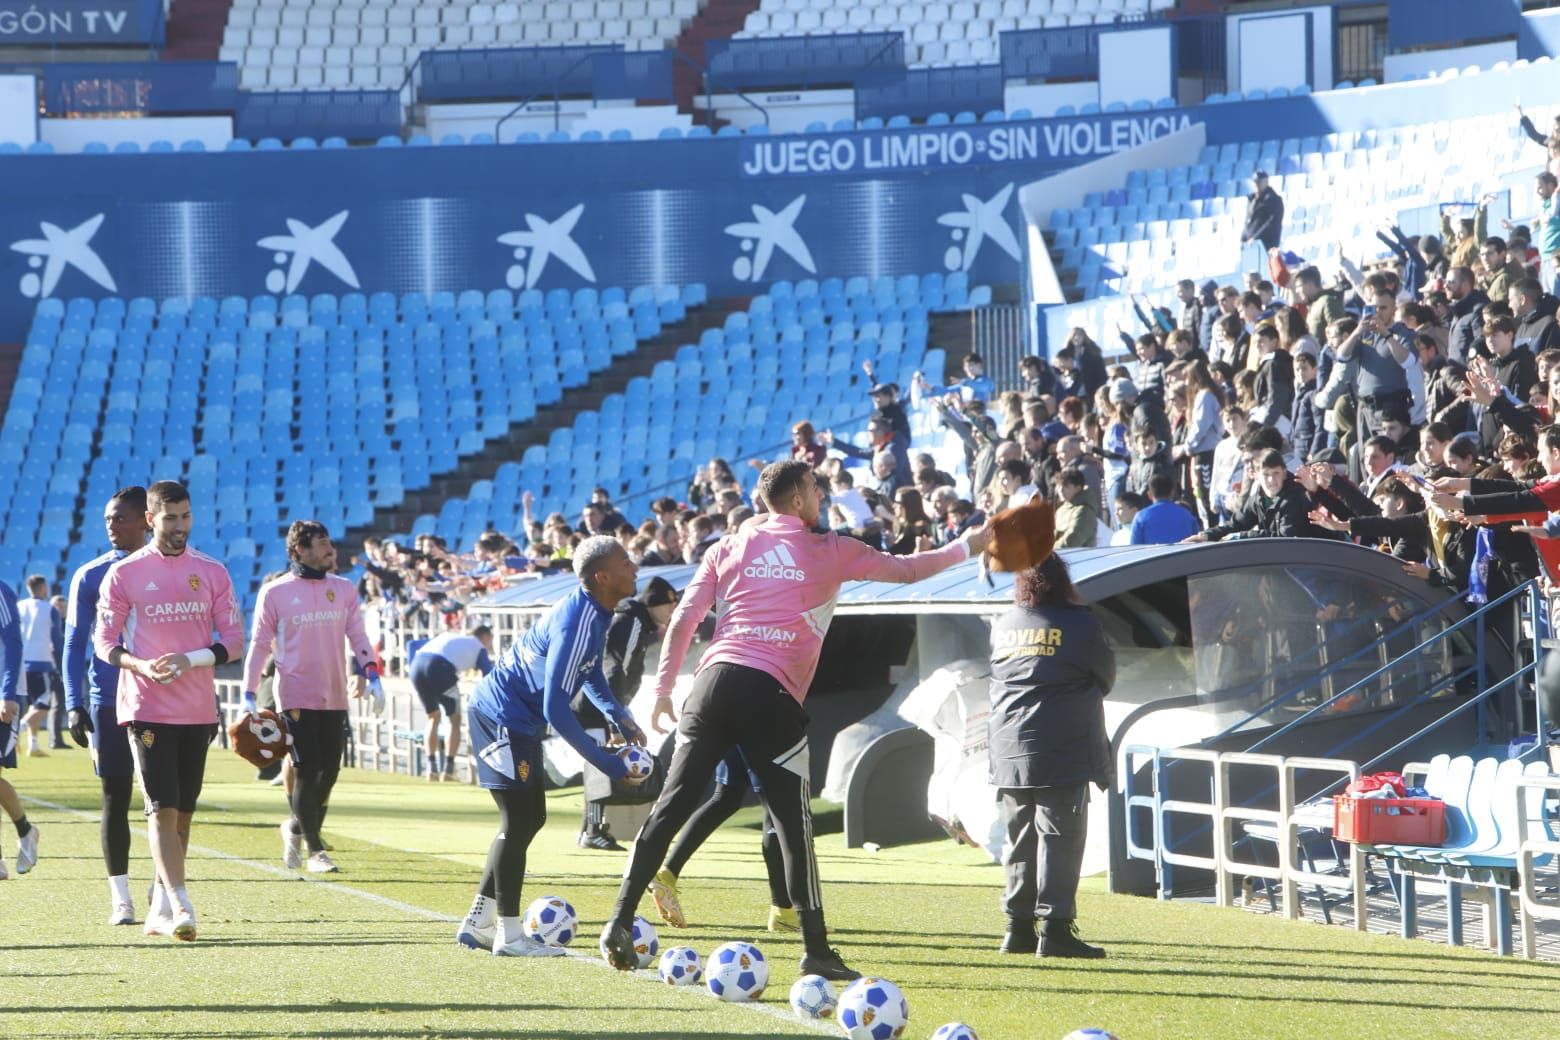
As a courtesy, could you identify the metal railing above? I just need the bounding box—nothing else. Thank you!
[971,302,1028,392]
[1516,774,1560,959]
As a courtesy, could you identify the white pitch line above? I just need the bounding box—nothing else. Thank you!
[22,793,833,1035]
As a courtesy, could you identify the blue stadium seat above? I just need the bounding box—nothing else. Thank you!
[1010,107,1032,120]
[860,116,884,130]
[113,141,142,154]
[607,129,632,141]
[657,127,683,139]
[887,114,911,128]
[225,139,252,151]
[82,142,110,155]
[805,121,827,133]
[178,139,207,152]
[321,136,349,149]
[927,112,950,126]
[407,134,433,147]
[377,135,404,147]
[26,141,54,154]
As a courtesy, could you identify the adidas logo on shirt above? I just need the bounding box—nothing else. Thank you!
[144,581,159,591]
[743,545,806,581]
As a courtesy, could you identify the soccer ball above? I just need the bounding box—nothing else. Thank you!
[621,745,655,778]
[658,945,702,985]
[837,976,909,1040]
[522,895,577,947]
[1062,1031,1119,1040]
[932,1025,980,1040]
[789,974,836,1019]
[631,914,660,968]
[705,940,768,1001]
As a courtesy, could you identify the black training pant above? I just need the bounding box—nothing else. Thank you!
[1000,784,1089,922]
[615,663,818,927]
[102,774,133,876]
[664,767,789,909]
[478,781,547,917]
[287,709,347,854]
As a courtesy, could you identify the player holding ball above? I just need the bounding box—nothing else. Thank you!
[456,536,649,958]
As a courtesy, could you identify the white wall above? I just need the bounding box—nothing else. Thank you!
[423,98,679,141]
[1383,41,1519,83]
[0,73,35,145]
[696,88,854,133]
[1004,81,1098,118]
[40,115,231,151]
[1099,25,1173,107]
[1225,5,1334,93]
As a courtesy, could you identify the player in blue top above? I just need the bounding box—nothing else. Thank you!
[0,576,39,881]
[63,486,149,923]
[457,536,649,957]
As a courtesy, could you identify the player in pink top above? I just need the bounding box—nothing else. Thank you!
[242,520,379,874]
[602,460,990,981]
[95,481,243,942]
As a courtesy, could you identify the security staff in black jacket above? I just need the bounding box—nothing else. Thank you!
[572,576,680,850]
[989,553,1114,959]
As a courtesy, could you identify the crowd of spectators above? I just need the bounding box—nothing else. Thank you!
[361,125,1560,629]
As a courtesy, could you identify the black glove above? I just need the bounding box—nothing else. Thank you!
[68,707,93,748]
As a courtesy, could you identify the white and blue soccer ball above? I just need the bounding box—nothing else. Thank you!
[631,914,660,968]
[788,974,836,1019]
[1062,1031,1119,1040]
[705,940,768,1001]
[932,1025,980,1040]
[620,745,655,778]
[658,945,702,986]
[837,976,909,1040]
[522,895,577,947]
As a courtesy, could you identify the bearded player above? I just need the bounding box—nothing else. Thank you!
[95,480,243,941]
[243,520,380,874]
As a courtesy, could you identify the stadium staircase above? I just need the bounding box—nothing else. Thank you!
[0,343,22,419]
[162,0,234,61]
[670,0,763,124]
[336,295,747,555]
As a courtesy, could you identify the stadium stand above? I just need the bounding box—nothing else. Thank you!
[733,0,1176,68]
[0,284,704,613]
[391,271,978,546]
[219,0,705,91]
[1047,111,1540,303]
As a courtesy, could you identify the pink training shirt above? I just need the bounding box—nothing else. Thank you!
[95,545,244,725]
[243,572,377,712]
[654,513,970,703]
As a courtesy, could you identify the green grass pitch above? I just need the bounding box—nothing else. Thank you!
[2,750,1557,1039]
